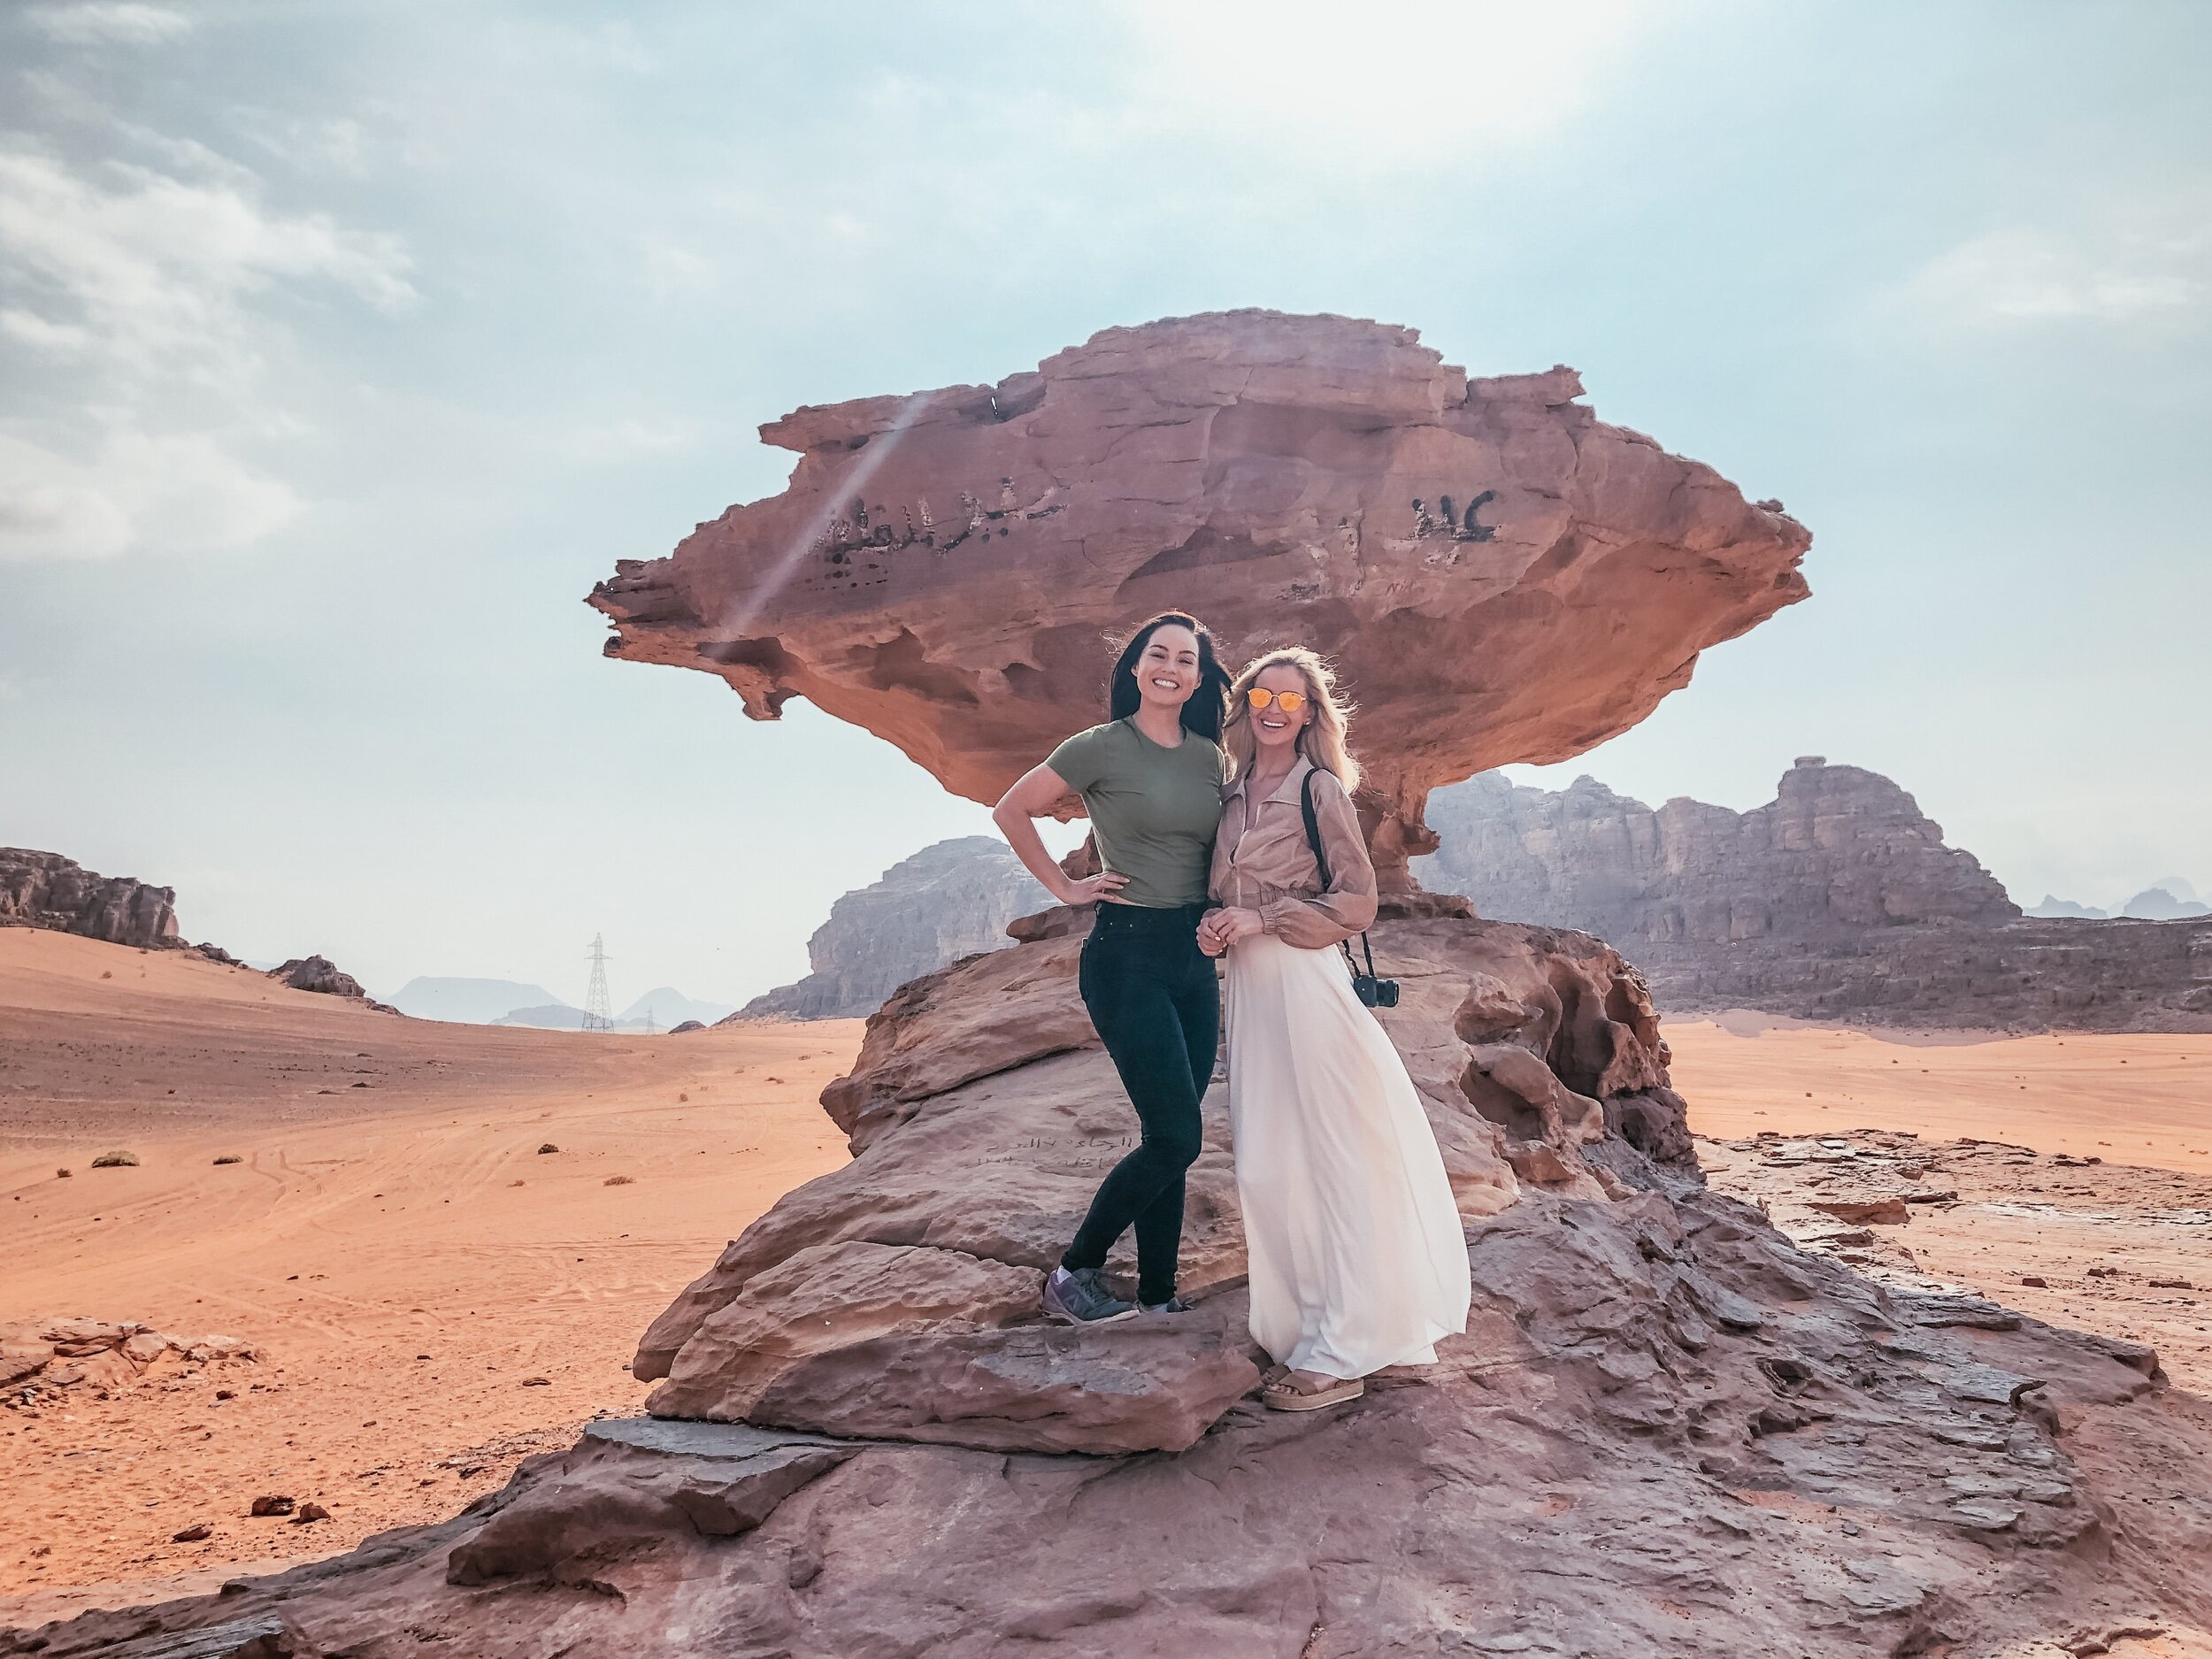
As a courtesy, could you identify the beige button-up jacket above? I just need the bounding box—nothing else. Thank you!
[1209,757,1379,950]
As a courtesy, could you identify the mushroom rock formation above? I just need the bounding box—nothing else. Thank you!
[588,311,1810,887]
[41,328,2212,1655]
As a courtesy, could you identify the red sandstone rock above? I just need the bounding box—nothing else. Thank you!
[589,311,1809,887]
[30,1187,2212,1657]
[1810,1195,1912,1225]
[649,1240,1043,1421]
[0,1317,257,1397]
[630,910,1688,1456]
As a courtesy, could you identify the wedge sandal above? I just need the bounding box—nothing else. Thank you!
[1261,1375,1364,1412]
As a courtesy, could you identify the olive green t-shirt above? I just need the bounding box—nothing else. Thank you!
[1048,718,1226,909]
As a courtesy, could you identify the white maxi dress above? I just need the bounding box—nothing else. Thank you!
[1217,764,1471,1379]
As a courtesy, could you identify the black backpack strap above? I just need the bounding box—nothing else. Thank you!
[1298,765,1332,890]
[1301,765,1368,975]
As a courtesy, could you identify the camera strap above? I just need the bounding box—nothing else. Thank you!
[1299,766,1388,993]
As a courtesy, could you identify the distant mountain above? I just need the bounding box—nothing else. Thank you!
[740,836,1048,1020]
[388,976,566,1024]
[1417,757,2018,944]
[2025,895,2108,920]
[619,987,736,1026]
[1415,757,2212,1032]
[2123,883,2211,920]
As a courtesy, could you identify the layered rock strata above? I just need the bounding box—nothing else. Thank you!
[735,836,1046,1020]
[588,311,1810,887]
[1421,757,2020,940]
[1421,759,2212,1031]
[0,849,180,949]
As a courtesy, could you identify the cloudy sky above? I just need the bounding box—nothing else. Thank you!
[3,1,2207,1008]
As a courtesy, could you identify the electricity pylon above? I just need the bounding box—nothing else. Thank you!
[582,934,613,1033]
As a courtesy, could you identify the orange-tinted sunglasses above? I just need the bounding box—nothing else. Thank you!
[1245,687,1308,714]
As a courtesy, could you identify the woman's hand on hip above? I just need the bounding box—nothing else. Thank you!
[1056,870,1128,907]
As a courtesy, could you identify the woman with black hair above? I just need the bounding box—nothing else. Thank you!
[992,611,1233,1323]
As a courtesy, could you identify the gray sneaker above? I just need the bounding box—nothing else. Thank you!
[1042,1267,1138,1325]
[1140,1295,1194,1315]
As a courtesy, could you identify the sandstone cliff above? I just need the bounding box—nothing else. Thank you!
[1419,758,2212,1032]
[735,837,1045,1020]
[1421,756,2019,941]
[0,848,180,949]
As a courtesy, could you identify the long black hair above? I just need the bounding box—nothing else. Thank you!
[1107,611,1231,741]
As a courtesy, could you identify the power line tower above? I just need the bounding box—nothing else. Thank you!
[582,933,613,1033]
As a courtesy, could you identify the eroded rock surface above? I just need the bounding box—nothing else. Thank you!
[589,311,1809,884]
[735,837,1045,1020]
[0,849,180,949]
[631,908,1689,1457]
[1423,757,2019,940]
[1,1318,261,1400]
[23,1171,2211,1658]
[1422,758,2212,1032]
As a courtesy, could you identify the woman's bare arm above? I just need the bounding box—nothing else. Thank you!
[992,764,1128,907]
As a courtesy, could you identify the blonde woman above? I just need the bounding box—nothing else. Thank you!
[1197,649,1471,1409]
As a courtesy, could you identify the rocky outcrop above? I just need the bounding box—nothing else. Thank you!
[2124,882,2210,920]
[264,955,403,1016]
[633,909,1688,1454]
[1421,756,2019,941]
[269,955,367,997]
[0,848,180,949]
[736,837,1046,1020]
[1420,758,2212,1031]
[590,311,1809,887]
[23,1125,2212,1657]
[2,1317,261,1398]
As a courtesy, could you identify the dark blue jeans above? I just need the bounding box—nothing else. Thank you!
[1061,902,1218,1306]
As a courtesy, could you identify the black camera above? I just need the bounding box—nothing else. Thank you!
[1353,974,1400,1009]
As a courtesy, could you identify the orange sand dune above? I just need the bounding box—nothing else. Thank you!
[0,928,859,1625]
[1667,1016,2212,1174]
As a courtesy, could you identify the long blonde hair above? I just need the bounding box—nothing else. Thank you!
[1224,647,1363,791]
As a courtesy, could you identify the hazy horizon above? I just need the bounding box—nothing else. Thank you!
[4,3,2208,1006]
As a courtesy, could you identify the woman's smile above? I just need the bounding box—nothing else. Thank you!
[1135,625,1202,707]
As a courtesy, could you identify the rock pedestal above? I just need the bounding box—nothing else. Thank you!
[631,911,1689,1455]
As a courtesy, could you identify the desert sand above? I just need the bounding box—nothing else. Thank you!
[1669,1015,2212,1172]
[0,927,857,1626]
[1673,1016,2212,1399]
